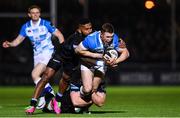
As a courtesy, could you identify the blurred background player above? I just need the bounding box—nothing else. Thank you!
[25,18,93,114]
[2,5,65,110]
[75,23,129,102]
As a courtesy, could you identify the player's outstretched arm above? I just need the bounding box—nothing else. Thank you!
[2,35,25,48]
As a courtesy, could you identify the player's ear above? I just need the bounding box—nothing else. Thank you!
[28,13,31,17]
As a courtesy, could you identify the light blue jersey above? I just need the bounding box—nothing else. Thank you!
[82,31,120,53]
[19,18,55,55]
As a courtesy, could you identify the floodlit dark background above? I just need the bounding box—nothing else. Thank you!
[0,0,180,85]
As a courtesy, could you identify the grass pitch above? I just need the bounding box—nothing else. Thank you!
[0,86,180,117]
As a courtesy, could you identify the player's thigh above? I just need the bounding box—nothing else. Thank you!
[81,65,93,90]
[32,63,46,80]
[34,49,53,67]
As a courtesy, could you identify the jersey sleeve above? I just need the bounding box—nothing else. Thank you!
[44,20,57,33]
[113,34,120,50]
[19,24,27,37]
[81,36,91,49]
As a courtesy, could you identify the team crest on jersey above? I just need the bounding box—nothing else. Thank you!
[26,28,33,36]
[28,30,31,33]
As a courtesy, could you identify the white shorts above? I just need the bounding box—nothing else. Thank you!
[34,49,54,67]
[80,60,106,74]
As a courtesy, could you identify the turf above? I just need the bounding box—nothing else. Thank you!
[0,86,180,117]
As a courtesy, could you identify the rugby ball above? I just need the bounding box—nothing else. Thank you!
[104,49,118,60]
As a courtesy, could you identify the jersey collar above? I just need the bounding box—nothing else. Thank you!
[30,18,41,28]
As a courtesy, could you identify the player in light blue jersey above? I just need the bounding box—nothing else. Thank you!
[2,5,65,112]
[75,23,129,102]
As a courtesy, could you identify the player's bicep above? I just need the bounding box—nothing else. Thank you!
[19,24,27,37]
[117,47,130,57]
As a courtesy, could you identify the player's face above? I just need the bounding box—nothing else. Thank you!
[101,32,114,44]
[28,8,41,21]
[80,23,92,36]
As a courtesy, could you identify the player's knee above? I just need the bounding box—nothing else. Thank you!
[83,86,92,94]
[41,71,53,83]
[41,77,49,84]
[42,69,54,80]
[62,73,70,84]
[31,72,38,80]
[62,76,70,84]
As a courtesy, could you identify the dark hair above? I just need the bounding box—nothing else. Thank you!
[78,18,91,25]
[101,23,114,33]
[28,5,41,13]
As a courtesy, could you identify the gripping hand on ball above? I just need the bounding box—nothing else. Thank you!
[103,55,117,67]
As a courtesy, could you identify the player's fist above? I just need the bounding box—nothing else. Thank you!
[119,39,126,48]
[2,41,11,48]
[103,55,117,67]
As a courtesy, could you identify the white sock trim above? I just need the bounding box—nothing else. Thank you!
[57,92,63,97]
[34,77,41,85]
[45,83,50,88]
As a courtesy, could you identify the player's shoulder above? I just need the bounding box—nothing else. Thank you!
[67,31,82,42]
[39,18,53,27]
[85,31,99,40]
[113,33,119,39]
[88,31,99,37]
[112,33,119,42]
[41,18,49,24]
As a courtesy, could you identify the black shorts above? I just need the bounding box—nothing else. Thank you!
[63,61,79,75]
[47,52,63,71]
[47,51,79,74]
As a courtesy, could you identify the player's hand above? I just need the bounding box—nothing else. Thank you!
[2,41,11,48]
[103,56,117,67]
[119,39,126,48]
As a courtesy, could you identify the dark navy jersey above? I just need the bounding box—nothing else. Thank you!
[58,31,86,63]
